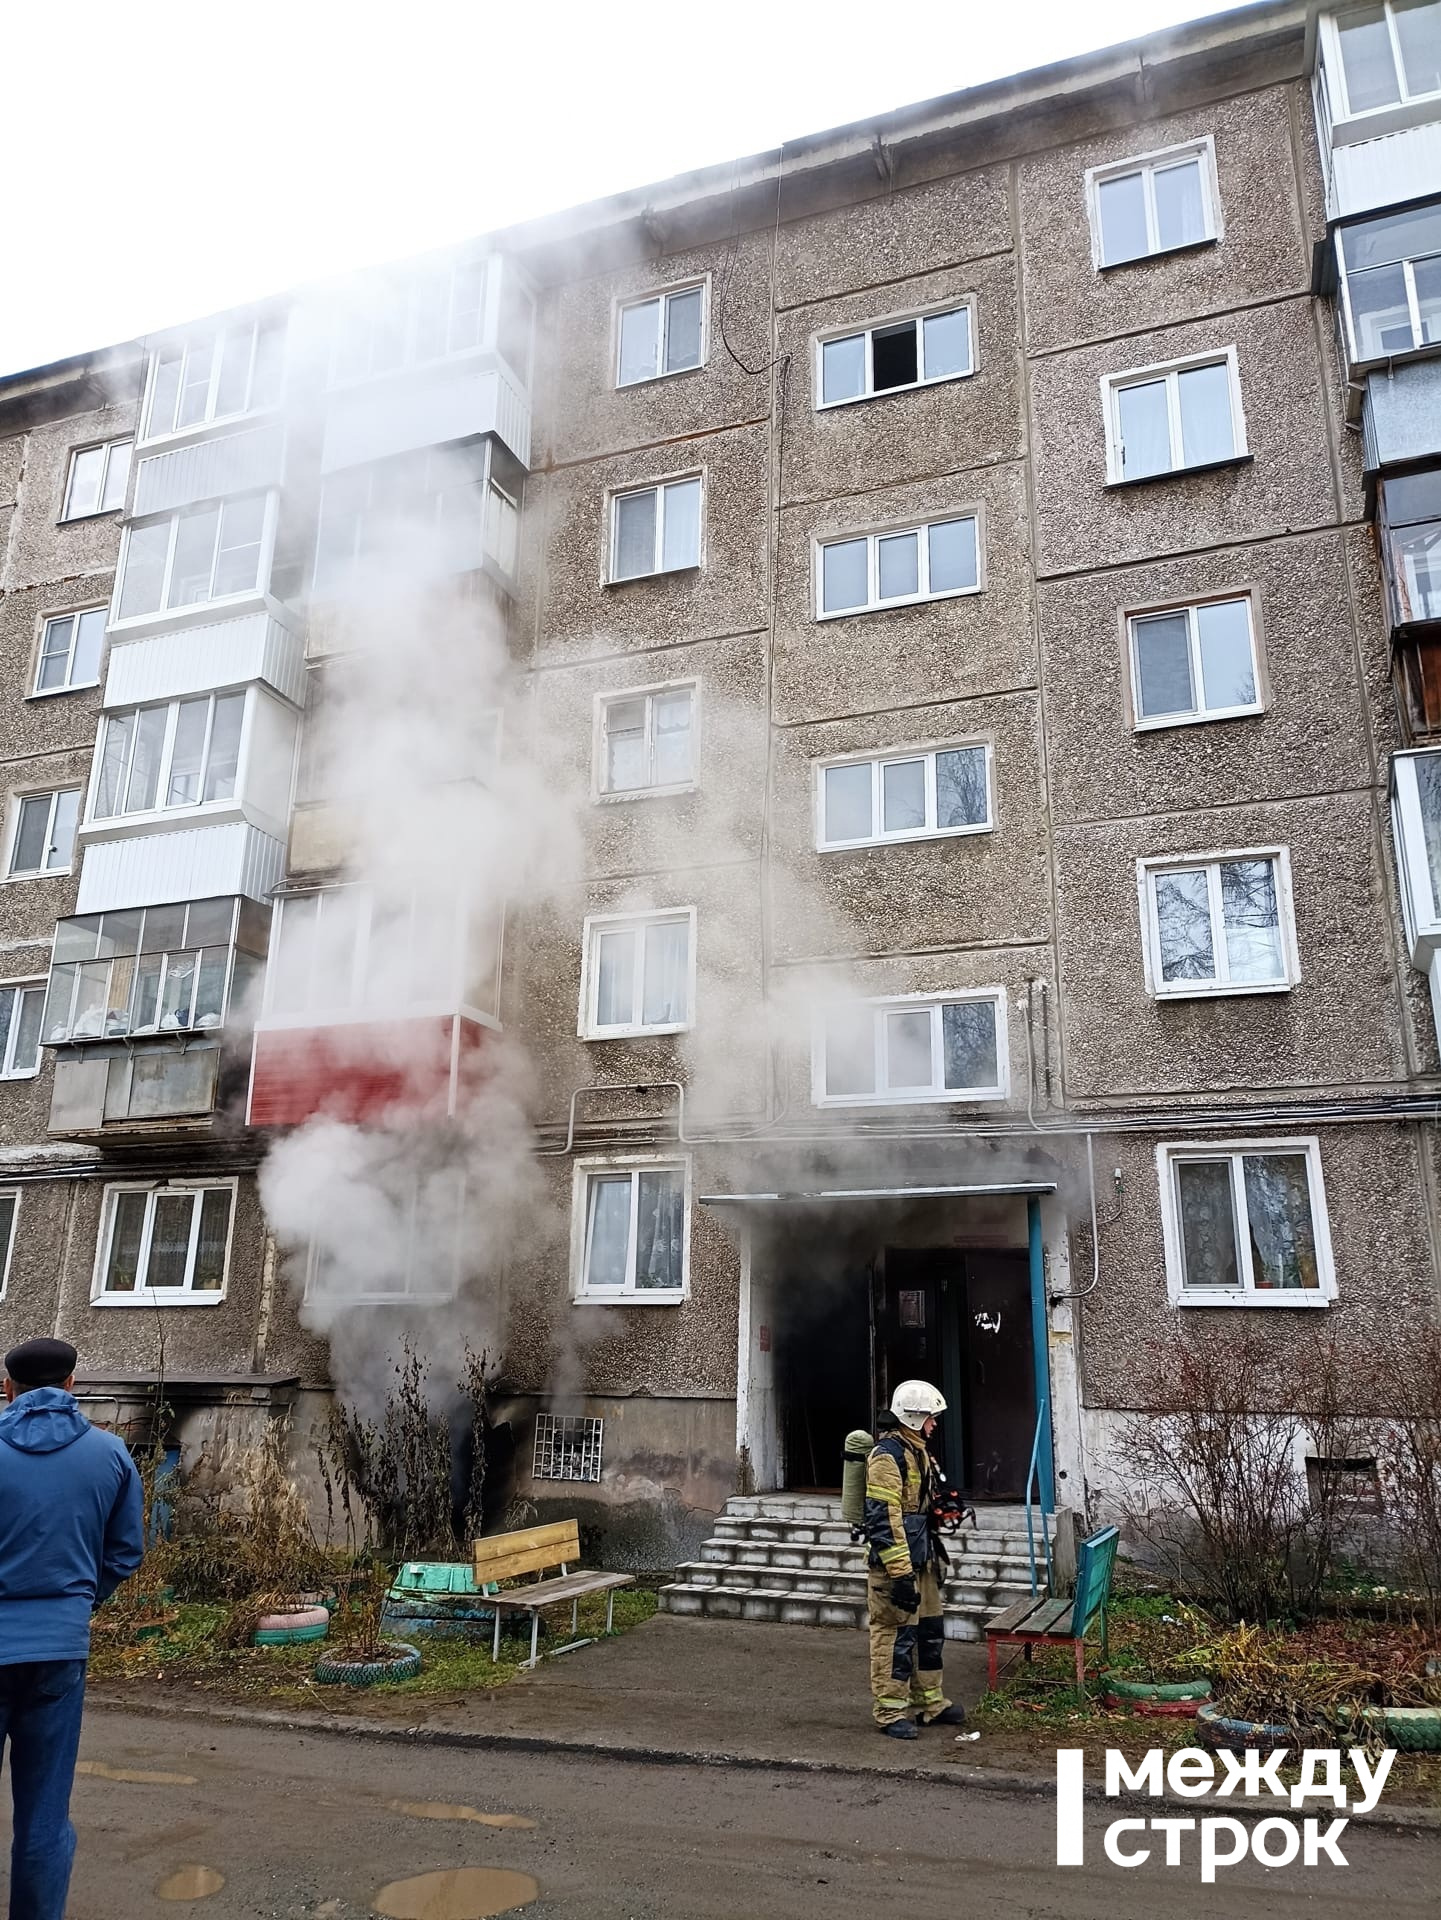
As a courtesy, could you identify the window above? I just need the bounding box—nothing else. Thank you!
[1087,141,1218,269]
[0,1191,15,1300]
[313,444,497,596]
[817,515,979,618]
[34,608,106,695]
[609,478,702,581]
[303,1170,466,1305]
[1140,850,1296,997]
[580,909,694,1037]
[331,258,496,384]
[1390,748,1441,947]
[143,320,284,440]
[6,790,80,878]
[617,284,706,386]
[817,744,990,848]
[94,1182,234,1304]
[0,983,44,1077]
[1331,2,1441,117]
[1338,204,1441,363]
[1104,351,1245,483]
[814,991,1007,1106]
[263,885,495,1021]
[1129,597,1260,727]
[62,440,131,519]
[1380,470,1441,628]
[1158,1140,1335,1305]
[92,693,245,821]
[42,898,265,1044]
[597,686,696,796]
[533,1414,604,1482]
[817,303,974,407]
[573,1159,688,1300]
[115,494,272,623]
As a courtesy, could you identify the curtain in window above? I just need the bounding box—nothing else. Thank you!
[1117,380,1171,478]
[641,920,689,1026]
[1243,1154,1318,1289]
[585,1175,631,1290]
[104,1192,148,1293]
[1177,1160,1241,1288]
[1177,362,1235,467]
[1153,159,1206,250]
[634,1170,683,1289]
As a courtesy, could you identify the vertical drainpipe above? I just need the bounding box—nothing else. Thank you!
[1027,1194,1055,1512]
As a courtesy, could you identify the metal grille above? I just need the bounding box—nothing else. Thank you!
[532,1414,603,1483]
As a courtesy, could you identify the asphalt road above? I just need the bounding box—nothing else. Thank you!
[4,1706,1434,1918]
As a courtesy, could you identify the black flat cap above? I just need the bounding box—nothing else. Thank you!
[5,1338,78,1387]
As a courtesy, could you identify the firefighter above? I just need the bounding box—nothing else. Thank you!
[862,1380,968,1738]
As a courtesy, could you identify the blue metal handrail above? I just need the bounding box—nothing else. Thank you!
[1023,1405,1054,1597]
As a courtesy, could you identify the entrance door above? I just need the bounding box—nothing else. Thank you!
[958,1252,1036,1500]
[880,1248,1036,1500]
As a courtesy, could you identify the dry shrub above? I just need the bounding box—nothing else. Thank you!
[1118,1327,1384,1624]
[1375,1323,1441,1632]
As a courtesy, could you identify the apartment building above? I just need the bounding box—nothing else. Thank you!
[2,0,1440,1570]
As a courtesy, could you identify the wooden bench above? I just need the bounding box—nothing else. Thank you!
[985,1524,1120,1691]
[474,1519,633,1669]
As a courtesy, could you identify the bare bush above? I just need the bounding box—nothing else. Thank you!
[1118,1328,1383,1623]
[1376,1323,1441,1632]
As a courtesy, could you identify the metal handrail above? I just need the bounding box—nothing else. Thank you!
[1023,1406,1055,1597]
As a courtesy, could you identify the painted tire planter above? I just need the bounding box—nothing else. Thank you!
[313,1641,422,1687]
[1343,1707,1441,1753]
[1196,1702,1294,1751]
[1102,1674,1212,1717]
[254,1606,330,1647]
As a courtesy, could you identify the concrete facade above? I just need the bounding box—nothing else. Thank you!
[2,1,1439,1565]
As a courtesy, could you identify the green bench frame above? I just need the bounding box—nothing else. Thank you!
[985,1523,1119,1691]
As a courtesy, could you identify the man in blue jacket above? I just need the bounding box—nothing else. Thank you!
[0,1337,143,1920]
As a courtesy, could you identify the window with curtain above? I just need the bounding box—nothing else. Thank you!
[1089,142,1216,268]
[1129,597,1259,726]
[818,744,990,847]
[97,1184,234,1302]
[599,686,696,794]
[578,1164,686,1298]
[584,911,694,1036]
[1106,353,1243,482]
[1165,1144,1329,1301]
[618,284,706,385]
[816,993,1006,1105]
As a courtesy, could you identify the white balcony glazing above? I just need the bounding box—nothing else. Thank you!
[42,896,268,1046]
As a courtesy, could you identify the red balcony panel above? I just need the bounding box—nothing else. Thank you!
[248,1014,493,1128]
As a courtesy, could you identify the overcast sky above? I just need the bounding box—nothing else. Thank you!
[2,0,1262,378]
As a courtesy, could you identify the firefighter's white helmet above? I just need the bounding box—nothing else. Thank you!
[890,1380,947,1430]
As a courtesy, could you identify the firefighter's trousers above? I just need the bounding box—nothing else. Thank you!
[866,1561,952,1727]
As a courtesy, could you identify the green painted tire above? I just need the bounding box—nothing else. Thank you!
[1345,1706,1441,1753]
[1101,1672,1212,1701]
[313,1641,422,1687]
[254,1622,329,1645]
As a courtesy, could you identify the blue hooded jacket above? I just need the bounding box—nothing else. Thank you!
[0,1387,144,1663]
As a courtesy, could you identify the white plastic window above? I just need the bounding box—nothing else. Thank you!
[818,304,973,407]
[144,320,284,440]
[599,687,696,795]
[96,1184,234,1303]
[1159,1141,1335,1305]
[7,791,81,878]
[618,285,705,385]
[35,608,106,695]
[1105,352,1244,483]
[62,440,131,519]
[581,910,694,1037]
[1089,142,1217,268]
[0,1193,16,1301]
[815,993,1006,1105]
[1333,2,1441,116]
[0,984,44,1077]
[818,745,990,848]
[577,1165,686,1298]
[610,478,702,580]
[115,495,270,622]
[817,516,979,617]
[1129,598,1260,727]
[92,693,245,821]
[1141,851,1295,997]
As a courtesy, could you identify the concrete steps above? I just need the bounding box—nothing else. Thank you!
[659,1493,1044,1639]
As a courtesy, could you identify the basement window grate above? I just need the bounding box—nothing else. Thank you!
[533,1414,604,1483]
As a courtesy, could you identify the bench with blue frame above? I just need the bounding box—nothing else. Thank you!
[985,1523,1120,1691]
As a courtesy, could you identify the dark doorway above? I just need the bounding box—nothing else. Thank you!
[881,1249,1035,1500]
[774,1267,871,1491]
